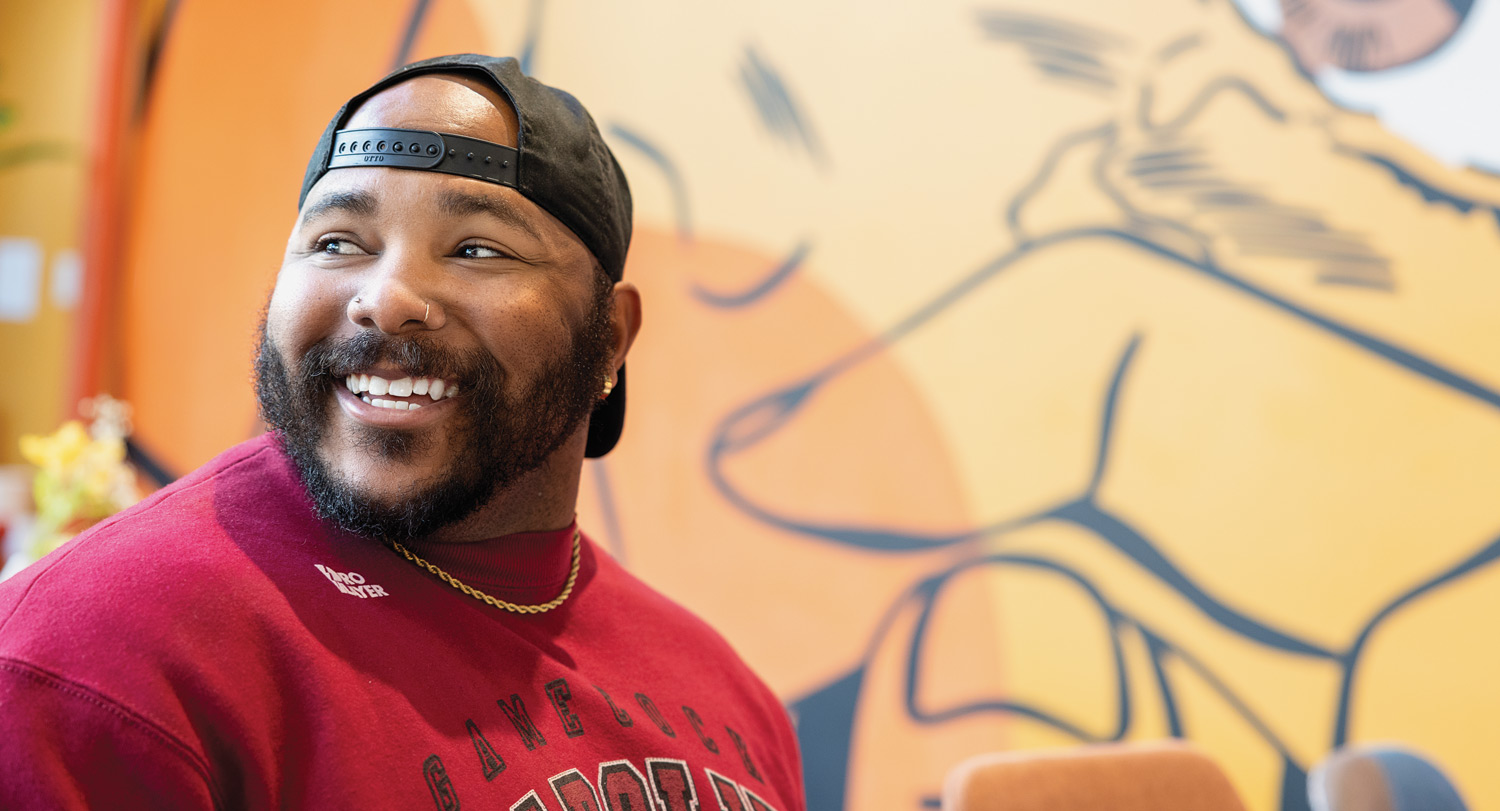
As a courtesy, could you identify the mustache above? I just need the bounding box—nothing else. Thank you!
[296,331,499,384]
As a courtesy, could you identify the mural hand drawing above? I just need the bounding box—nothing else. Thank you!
[655,2,1500,809]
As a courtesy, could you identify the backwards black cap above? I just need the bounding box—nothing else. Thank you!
[299,54,632,458]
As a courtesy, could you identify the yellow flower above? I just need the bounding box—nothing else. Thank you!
[19,418,141,560]
[19,421,92,471]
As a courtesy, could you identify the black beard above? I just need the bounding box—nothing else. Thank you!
[254,283,615,542]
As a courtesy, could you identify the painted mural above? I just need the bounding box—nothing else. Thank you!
[94,0,1500,809]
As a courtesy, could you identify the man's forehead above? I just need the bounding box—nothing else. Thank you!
[298,172,546,245]
[343,74,520,149]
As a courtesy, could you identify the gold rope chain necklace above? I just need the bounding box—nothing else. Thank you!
[387,528,581,614]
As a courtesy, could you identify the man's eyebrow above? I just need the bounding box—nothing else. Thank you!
[299,189,379,224]
[439,189,542,242]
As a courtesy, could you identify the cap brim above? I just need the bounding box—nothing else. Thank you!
[585,364,625,458]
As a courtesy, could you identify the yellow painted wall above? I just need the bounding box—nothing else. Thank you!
[0,0,98,463]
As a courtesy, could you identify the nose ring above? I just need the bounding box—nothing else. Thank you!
[423,302,431,323]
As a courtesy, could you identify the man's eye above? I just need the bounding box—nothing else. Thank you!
[315,238,364,255]
[457,244,506,259]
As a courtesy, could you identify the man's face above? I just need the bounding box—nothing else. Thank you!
[256,75,619,541]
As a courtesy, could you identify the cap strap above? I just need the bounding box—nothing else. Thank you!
[329,127,518,187]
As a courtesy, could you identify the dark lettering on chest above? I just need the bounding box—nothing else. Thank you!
[419,677,780,811]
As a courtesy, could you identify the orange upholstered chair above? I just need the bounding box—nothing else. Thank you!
[942,740,1249,811]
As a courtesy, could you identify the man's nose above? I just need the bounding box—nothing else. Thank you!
[346,252,446,333]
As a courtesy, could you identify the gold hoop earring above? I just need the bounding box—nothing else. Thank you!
[601,375,615,398]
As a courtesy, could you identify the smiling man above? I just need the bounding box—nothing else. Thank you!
[0,55,805,811]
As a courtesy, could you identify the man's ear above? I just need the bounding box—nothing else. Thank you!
[606,281,642,376]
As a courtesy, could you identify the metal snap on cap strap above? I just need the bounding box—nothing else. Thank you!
[328,127,519,187]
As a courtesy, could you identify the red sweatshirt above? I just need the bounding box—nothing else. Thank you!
[0,435,804,811]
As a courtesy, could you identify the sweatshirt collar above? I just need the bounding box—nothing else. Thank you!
[400,520,580,602]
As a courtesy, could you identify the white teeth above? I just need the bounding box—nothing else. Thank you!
[349,373,453,405]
